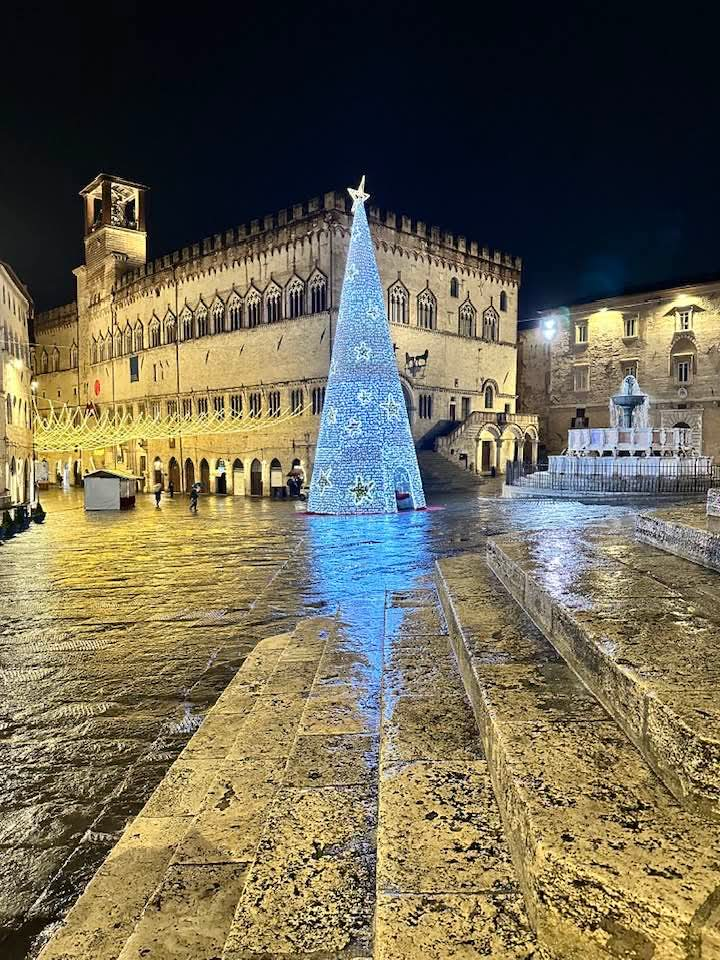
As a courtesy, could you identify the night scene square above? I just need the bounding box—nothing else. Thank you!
[1,2,720,959]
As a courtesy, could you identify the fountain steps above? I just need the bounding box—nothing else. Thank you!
[636,503,720,572]
[436,549,720,959]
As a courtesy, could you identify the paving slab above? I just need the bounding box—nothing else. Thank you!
[437,554,720,960]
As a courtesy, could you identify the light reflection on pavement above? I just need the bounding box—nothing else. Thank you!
[0,484,643,958]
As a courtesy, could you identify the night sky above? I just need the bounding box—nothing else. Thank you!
[3,1,719,316]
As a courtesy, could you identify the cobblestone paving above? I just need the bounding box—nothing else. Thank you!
[0,485,645,958]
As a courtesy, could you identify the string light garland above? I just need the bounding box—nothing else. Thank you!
[307,176,426,515]
[33,400,302,453]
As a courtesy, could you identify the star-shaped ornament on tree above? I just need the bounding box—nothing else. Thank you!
[366,303,382,322]
[344,417,363,438]
[348,474,375,505]
[326,406,338,425]
[380,394,402,421]
[348,175,370,211]
[355,342,372,363]
[317,468,333,494]
[346,263,359,282]
[357,389,373,406]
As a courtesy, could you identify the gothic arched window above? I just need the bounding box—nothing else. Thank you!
[499,290,508,312]
[482,306,499,342]
[459,299,476,338]
[228,293,242,331]
[122,326,132,355]
[309,273,328,313]
[246,290,262,328]
[90,340,97,365]
[196,304,208,337]
[163,312,177,344]
[51,348,60,372]
[149,318,161,348]
[266,284,282,324]
[212,299,225,334]
[417,288,436,329]
[450,277,460,298]
[70,343,78,368]
[180,307,194,341]
[113,328,122,357]
[484,384,494,409]
[388,281,409,325]
[133,322,144,353]
[41,349,49,373]
[287,277,305,318]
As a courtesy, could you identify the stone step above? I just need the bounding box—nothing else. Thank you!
[636,503,720,572]
[221,613,380,959]
[35,627,302,960]
[376,587,545,960]
[486,526,720,814]
[436,555,720,960]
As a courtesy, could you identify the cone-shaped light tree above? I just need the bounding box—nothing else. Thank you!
[308,177,426,515]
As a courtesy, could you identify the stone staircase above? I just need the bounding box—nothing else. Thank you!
[416,451,488,494]
[436,525,720,959]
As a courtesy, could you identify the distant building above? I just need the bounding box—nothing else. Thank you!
[518,278,720,458]
[33,174,523,494]
[0,261,33,504]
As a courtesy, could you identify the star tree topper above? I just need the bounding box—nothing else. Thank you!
[348,175,370,211]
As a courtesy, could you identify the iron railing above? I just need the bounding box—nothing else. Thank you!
[505,459,720,495]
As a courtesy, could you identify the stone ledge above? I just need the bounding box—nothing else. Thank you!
[636,505,720,572]
[436,554,720,960]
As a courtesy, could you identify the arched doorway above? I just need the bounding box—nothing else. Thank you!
[168,457,180,490]
[73,460,81,487]
[400,382,413,424]
[270,458,283,497]
[200,459,210,491]
[250,458,263,497]
[523,438,533,463]
[185,458,195,490]
[232,459,245,496]
[23,460,30,502]
[153,457,163,487]
[216,459,227,494]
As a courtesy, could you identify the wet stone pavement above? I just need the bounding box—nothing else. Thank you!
[0,484,646,958]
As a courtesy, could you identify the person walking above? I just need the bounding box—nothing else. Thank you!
[189,484,199,513]
[168,479,175,498]
[153,481,162,508]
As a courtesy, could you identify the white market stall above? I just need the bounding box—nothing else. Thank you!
[83,468,139,511]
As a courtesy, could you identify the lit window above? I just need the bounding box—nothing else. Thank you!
[575,321,588,344]
[623,315,638,338]
[573,365,589,391]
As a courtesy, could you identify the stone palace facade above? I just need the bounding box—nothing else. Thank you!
[518,277,720,458]
[33,174,523,495]
[0,261,34,506]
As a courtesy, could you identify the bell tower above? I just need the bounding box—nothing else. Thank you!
[78,173,148,289]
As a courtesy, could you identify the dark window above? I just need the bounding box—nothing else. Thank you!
[268,391,281,417]
[249,392,262,417]
[291,389,304,414]
[129,355,139,382]
[312,387,325,415]
[450,277,459,298]
[231,394,243,417]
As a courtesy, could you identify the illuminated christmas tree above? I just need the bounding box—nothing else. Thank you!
[308,177,426,515]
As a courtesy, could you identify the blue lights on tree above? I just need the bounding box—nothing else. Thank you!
[308,177,426,515]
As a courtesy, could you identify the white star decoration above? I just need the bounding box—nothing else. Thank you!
[357,389,373,406]
[326,406,338,425]
[317,468,333,493]
[346,263,359,281]
[380,394,402,420]
[348,175,370,211]
[355,342,372,363]
[366,303,381,321]
[344,417,363,438]
[348,474,375,504]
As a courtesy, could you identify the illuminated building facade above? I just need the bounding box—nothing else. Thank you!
[518,278,720,457]
[0,261,34,505]
[34,174,522,494]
